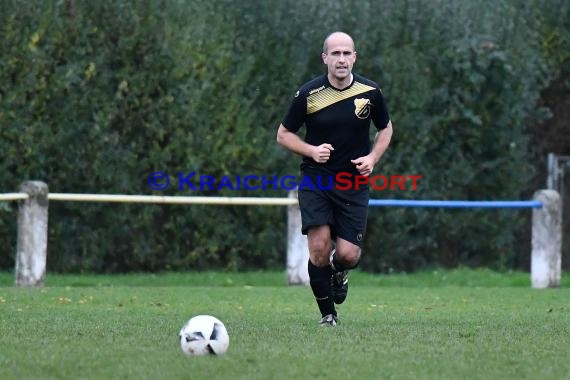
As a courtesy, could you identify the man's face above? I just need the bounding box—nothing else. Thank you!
[322,36,356,82]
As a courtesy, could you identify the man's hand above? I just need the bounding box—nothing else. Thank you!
[351,155,375,176]
[351,122,393,176]
[312,144,334,163]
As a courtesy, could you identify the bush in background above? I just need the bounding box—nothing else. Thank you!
[1,0,568,273]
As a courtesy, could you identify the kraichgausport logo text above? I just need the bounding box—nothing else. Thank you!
[147,172,421,191]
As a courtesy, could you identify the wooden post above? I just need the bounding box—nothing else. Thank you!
[286,189,309,285]
[15,181,49,287]
[531,190,561,289]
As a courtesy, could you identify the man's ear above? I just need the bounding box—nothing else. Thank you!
[321,52,327,64]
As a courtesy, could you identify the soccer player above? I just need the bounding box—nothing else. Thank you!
[276,31,393,326]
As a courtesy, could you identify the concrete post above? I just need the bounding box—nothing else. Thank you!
[531,190,561,289]
[15,181,49,287]
[286,189,309,285]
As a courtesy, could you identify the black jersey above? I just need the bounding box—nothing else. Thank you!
[282,73,390,174]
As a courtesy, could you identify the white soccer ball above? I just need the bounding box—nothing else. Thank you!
[179,315,230,356]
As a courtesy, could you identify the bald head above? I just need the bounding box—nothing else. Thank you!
[321,31,357,88]
[322,32,355,54]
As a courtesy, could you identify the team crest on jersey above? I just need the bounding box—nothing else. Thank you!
[354,98,371,119]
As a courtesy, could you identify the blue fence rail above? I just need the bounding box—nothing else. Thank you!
[368,199,543,208]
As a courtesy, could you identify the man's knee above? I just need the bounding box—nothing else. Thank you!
[309,240,333,266]
[333,243,361,269]
[307,226,332,266]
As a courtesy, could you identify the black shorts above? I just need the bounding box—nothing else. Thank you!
[297,166,370,247]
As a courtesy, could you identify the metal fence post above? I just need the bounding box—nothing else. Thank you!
[531,189,561,289]
[15,181,49,287]
[286,189,309,285]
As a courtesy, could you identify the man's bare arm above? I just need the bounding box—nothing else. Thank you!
[350,121,393,176]
[276,124,334,164]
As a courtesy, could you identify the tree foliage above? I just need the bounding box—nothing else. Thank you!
[1,0,568,272]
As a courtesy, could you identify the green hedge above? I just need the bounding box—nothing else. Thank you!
[0,0,567,272]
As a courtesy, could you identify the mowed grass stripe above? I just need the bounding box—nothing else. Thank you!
[1,272,569,380]
[2,268,568,288]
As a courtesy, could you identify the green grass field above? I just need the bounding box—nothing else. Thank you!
[1,269,569,380]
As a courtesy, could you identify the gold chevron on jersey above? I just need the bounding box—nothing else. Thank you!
[306,81,376,114]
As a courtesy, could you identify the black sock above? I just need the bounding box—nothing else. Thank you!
[308,260,336,317]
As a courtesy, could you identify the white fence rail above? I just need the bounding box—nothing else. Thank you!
[48,193,297,205]
[0,193,29,201]
[1,181,562,289]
